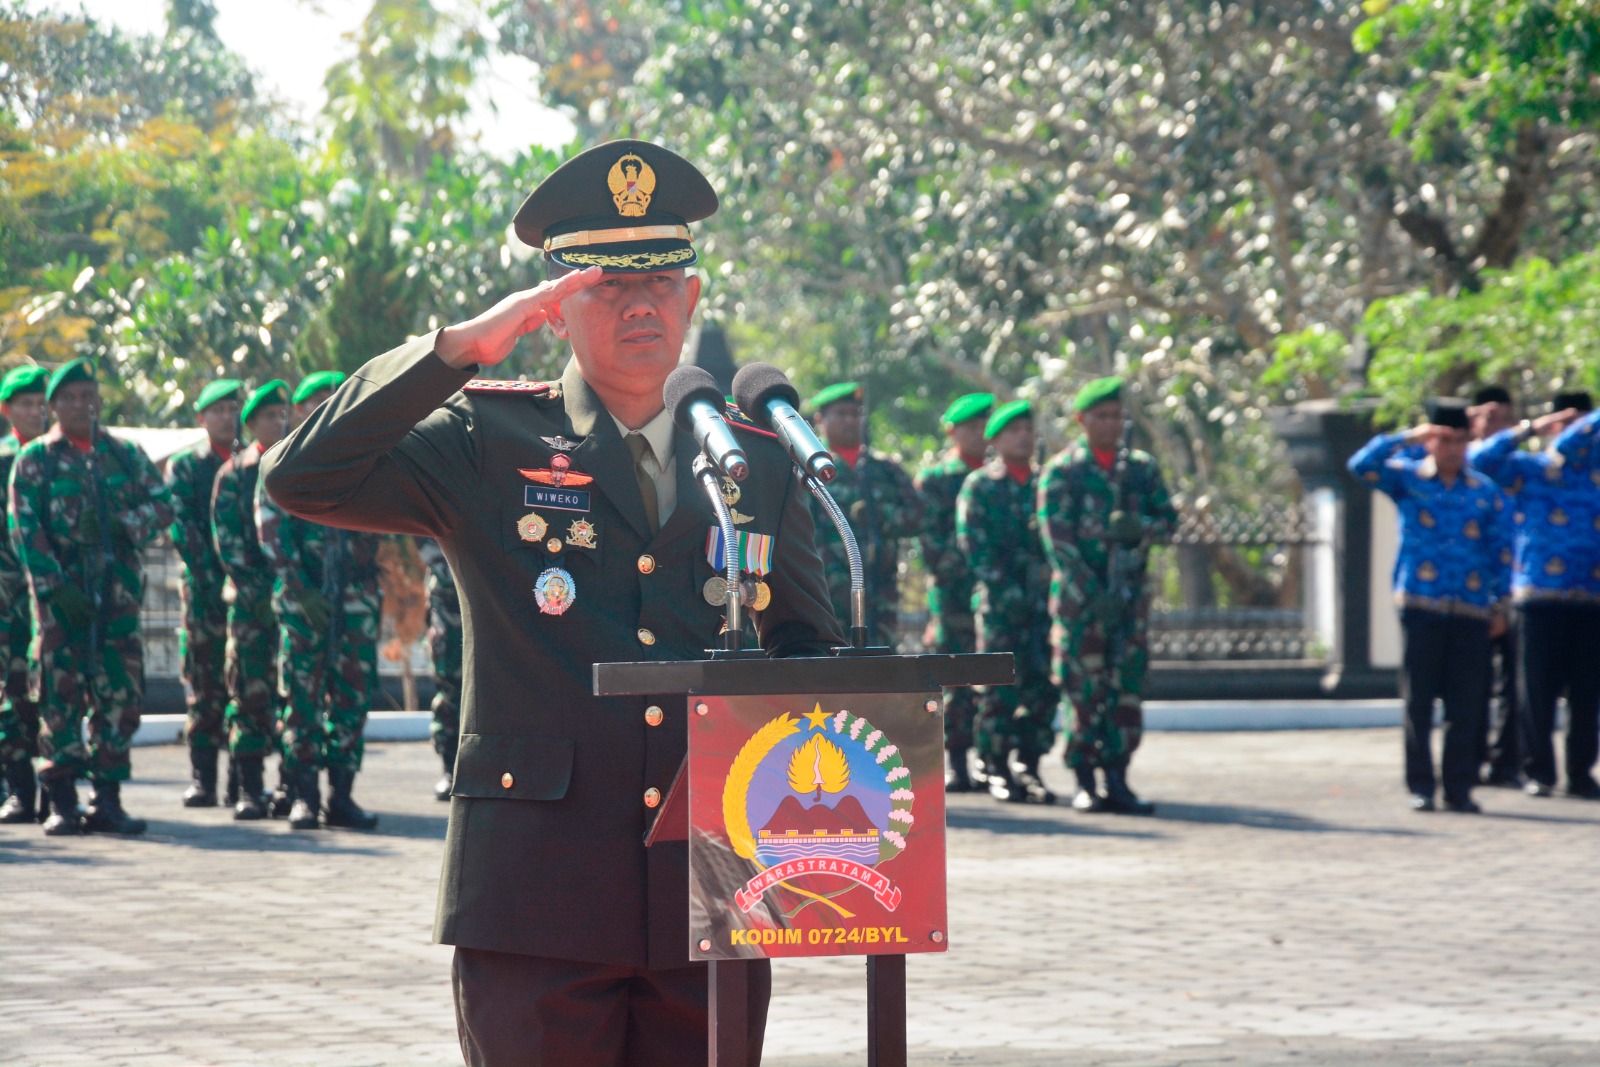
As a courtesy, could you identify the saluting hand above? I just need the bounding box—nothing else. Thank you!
[434,266,605,370]
[1531,408,1581,437]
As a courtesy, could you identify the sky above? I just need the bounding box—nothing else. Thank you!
[56,0,577,157]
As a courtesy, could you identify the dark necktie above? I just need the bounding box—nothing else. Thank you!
[626,432,659,533]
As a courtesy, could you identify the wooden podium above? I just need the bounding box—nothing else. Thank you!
[595,650,1013,1067]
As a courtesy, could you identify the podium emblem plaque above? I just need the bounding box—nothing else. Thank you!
[688,691,948,960]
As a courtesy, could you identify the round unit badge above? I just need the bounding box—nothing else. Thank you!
[517,512,549,543]
[534,567,577,616]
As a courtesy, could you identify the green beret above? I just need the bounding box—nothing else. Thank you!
[941,392,995,428]
[806,381,863,415]
[46,358,96,402]
[984,399,1032,440]
[292,371,346,406]
[0,365,49,403]
[1072,376,1124,414]
[241,379,290,425]
[193,378,245,413]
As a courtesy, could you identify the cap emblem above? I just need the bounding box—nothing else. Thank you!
[609,153,655,217]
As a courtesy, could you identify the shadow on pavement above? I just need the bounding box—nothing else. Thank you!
[1153,801,1428,835]
[946,804,1165,839]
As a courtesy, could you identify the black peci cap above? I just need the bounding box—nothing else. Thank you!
[1472,385,1513,406]
[1553,390,1594,413]
[1424,397,1470,430]
[512,140,718,273]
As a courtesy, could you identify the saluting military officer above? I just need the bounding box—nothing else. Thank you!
[0,364,51,822]
[256,372,385,832]
[1475,392,1600,798]
[9,358,175,835]
[915,392,992,792]
[417,535,462,801]
[958,400,1057,805]
[167,378,245,808]
[805,381,922,647]
[261,139,843,1066]
[211,379,291,820]
[1039,376,1176,816]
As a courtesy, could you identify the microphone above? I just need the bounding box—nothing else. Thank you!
[730,363,837,484]
[664,366,749,482]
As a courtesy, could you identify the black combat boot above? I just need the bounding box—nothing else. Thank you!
[40,776,82,835]
[434,736,457,802]
[0,759,37,823]
[1102,761,1156,816]
[944,745,974,793]
[268,762,293,818]
[84,780,147,835]
[1070,764,1106,813]
[223,757,240,807]
[983,754,1021,803]
[286,766,321,830]
[324,766,379,830]
[232,756,267,821]
[181,747,218,808]
[1007,749,1057,805]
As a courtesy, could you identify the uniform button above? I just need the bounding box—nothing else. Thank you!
[644,787,661,808]
[638,628,656,646]
[545,537,563,554]
[645,705,664,726]
[501,772,514,790]
[637,554,656,575]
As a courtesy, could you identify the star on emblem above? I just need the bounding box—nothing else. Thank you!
[803,704,832,731]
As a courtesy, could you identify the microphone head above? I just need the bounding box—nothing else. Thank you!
[731,363,801,430]
[663,365,726,434]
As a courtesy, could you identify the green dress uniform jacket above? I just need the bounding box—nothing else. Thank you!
[260,335,843,970]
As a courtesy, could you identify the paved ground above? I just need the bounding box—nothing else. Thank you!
[4,729,1599,1067]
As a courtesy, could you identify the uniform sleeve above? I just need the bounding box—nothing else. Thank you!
[881,460,923,540]
[756,457,847,656]
[121,440,176,549]
[1552,411,1600,474]
[166,452,209,572]
[915,469,967,592]
[1487,491,1511,606]
[1039,462,1091,600]
[255,477,306,600]
[1347,431,1414,500]
[1137,455,1178,540]
[211,464,249,583]
[260,333,478,538]
[0,456,23,605]
[9,447,64,599]
[1468,427,1531,488]
[956,473,1001,596]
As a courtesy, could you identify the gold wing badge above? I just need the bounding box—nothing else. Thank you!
[609,153,655,217]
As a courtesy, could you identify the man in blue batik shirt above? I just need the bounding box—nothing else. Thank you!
[1350,398,1510,813]
[1470,391,1600,800]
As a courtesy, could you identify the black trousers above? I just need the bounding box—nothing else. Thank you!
[1517,602,1600,789]
[1400,609,1490,802]
[1477,625,1521,777]
[452,948,771,1067]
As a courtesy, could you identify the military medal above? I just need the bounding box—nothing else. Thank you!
[545,537,563,554]
[565,518,598,550]
[703,576,729,606]
[520,453,595,487]
[540,435,580,452]
[748,580,772,611]
[534,567,576,615]
[516,512,549,543]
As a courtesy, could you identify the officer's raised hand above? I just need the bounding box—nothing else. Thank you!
[434,267,605,370]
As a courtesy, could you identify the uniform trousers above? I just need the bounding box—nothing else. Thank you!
[1517,601,1600,790]
[452,948,770,1067]
[1478,624,1520,778]
[1399,608,1489,802]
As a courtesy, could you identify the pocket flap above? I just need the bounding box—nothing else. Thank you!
[452,732,575,801]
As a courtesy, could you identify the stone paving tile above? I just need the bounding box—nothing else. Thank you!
[4,729,1600,1066]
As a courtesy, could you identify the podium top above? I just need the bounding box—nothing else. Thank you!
[592,651,1013,696]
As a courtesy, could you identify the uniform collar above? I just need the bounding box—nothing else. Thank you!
[610,406,674,468]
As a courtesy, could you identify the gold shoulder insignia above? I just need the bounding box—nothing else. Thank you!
[723,402,778,440]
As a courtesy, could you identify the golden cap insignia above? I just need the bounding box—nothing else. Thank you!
[609,153,655,218]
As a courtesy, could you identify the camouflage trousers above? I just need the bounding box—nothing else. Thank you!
[180,578,229,752]
[428,599,462,758]
[32,616,145,784]
[975,610,1058,762]
[930,607,978,752]
[1053,608,1151,770]
[0,600,38,764]
[277,603,379,773]
[225,589,278,758]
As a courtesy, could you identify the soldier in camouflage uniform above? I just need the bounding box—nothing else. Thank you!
[166,378,244,808]
[211,379,291,820]
[958,400,1058,804]
[9,358,175,835]
[915,392,992,792]
[256,371,383,831]
[805,381,922,647]
[1039,377,1176,816]
[418,536,462,801]
[0,365,51,822]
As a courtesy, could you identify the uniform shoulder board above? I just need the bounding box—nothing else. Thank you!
[723,402,777,439]
[462,379,557,398]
